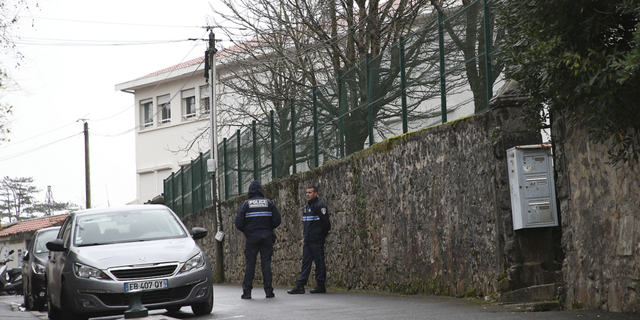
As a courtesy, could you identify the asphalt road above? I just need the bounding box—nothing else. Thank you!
[2,285,640,320]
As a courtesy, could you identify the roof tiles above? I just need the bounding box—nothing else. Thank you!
[0,215,68,237]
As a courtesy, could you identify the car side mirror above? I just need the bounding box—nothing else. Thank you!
[23,251,29,260]
[191,227,208,240]
[46,239,65,252]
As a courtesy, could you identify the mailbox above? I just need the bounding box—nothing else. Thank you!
[507,145,558,230]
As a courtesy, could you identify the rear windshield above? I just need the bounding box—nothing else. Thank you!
[74,209,187,247]
[35,230,59,254]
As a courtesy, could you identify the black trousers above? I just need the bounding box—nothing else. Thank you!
[242,233,274,292]
[296,238,326,286]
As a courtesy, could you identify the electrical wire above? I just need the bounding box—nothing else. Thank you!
[90,128,136,137]
[1,30,207,156]
[15,38,196,47]
[0,132,83,162]
[19,16,203,28]
[0,121,77,150]
[92,29,208,123]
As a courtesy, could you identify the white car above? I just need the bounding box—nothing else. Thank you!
[45,205,213,320]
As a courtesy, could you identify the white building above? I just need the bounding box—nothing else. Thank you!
[115,56,218,204]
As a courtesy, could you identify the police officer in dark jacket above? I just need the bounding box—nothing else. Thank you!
[288,186,331,294]
[235,180,282,299]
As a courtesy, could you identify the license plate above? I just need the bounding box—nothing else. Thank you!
[124,279,168,293]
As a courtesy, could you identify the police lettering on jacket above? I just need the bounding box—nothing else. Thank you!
[235,181,281,235]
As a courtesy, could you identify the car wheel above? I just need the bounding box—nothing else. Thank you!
[23,281,32,310]
[190,285,214,316]
[60,282,88,320]
[33,296,46,311]
[47,282,63,320]
[166,305,181,313]
[23,291,31,310]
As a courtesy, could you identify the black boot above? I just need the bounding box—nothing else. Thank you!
[241,290,252,299]
[287,284,305,294]
[265,290,275,298]
[310,285,326,293]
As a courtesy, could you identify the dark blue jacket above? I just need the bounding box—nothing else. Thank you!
[303,197,330,242]
[235,181,281,237]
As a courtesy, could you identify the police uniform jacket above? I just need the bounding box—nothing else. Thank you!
[303,197,330,243]
[235,181,281,237]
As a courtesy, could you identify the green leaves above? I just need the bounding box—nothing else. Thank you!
[496,0,640,164]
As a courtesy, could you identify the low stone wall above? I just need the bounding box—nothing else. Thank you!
[553,116,640,312]
[181,89,640,314]
[182,91,543,298]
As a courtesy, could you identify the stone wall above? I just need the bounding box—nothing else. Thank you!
[182,86,546,298]
[553,116,640,312]
[181,87,640,313]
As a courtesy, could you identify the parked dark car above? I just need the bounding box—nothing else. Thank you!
[45,205,213,320]
[22,226,60,310]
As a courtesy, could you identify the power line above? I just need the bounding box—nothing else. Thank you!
[0,121,77,150]
[19,15,203,28]
[15,37,196,47]
[91,30,209,124]
[0,132,83,162]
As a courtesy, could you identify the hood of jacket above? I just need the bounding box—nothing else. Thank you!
[248,180,265,199]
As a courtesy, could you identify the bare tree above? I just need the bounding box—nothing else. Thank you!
[0,0,38,144]
[174,0,504,174]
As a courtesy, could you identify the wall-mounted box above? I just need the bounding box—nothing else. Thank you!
[507,145,558,230]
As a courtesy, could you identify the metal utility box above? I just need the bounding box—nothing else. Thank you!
[507,145,558,230]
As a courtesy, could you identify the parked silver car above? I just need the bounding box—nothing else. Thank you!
[45,205,213,320]
[23,226,60,311]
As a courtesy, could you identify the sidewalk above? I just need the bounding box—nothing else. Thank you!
[0,294,180,320]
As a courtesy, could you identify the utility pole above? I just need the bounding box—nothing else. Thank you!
[82,120,91,209]
[206,30,224,283]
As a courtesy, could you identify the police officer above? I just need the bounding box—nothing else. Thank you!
[235,180,282,299]
[288,186,331,294]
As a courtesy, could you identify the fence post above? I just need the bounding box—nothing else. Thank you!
[181,168,185,218]
[290,99,296,174]
[399,36,408,134]
[270,110,276,179]
[483,0,493,108]
[337,70,345,159]
[191,158,196,214]
[366,53,374,147]
[237,129,241,195]
[438,10,448,123]
[223,138,228,200]
[199,152,205,210]
[312,87,319,168]
[252,120,259,181]
[167,173,174,211]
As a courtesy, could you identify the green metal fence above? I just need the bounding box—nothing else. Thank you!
[164,0,505,215]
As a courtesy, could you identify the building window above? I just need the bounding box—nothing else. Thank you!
[182,88,196,119]
[140,99,153,127]
[200,85,210,114]
[157,95,171,124]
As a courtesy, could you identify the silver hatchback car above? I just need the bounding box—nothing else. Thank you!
[45,205,213,320]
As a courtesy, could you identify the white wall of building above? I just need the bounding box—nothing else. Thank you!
[0,240,27,270]
[117,61,217,204]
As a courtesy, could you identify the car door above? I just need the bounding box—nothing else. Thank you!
[47,215,73,308]
[22,233,36,295]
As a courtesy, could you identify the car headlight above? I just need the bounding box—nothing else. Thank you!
[74,263,110,280]
[33,263,45,275]
[180,252,205,272]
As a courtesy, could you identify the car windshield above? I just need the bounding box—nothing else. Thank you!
[74,209,187,247]
[35,230,59,254]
